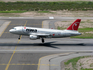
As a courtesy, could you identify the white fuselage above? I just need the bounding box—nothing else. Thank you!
[9,26,81,39]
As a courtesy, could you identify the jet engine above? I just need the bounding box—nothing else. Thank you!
[29,35,38,40]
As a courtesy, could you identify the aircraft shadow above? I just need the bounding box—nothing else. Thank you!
[0,42,93,49]
[0,41,59,49]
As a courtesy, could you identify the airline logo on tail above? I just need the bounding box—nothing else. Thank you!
[67,19,81,31]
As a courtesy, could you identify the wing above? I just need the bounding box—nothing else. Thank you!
[29,33,50,37]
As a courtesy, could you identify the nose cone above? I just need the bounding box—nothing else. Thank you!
[9,29,15,33]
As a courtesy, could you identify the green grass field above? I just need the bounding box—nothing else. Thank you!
[0,11,27,13]
[64,56,93,70]
[81,68,93,70]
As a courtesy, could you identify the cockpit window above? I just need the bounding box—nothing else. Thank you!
[13,28,16,30]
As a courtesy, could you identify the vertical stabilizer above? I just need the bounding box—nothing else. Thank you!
[67,19,81,31]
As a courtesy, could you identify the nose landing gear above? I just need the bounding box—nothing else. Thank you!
[41,38,44,43]
[18,35,21,40]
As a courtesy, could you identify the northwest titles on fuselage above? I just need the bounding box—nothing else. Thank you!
[26,29,37,32]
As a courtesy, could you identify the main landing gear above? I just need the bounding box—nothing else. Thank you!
[41,38,44,43]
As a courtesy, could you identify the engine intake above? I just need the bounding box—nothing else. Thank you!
[29,35,37,40]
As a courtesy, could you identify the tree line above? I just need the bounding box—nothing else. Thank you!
[0,1,93,11]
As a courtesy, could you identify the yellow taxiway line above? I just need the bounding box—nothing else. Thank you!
[0,63,58,66]
[5,21,27,70]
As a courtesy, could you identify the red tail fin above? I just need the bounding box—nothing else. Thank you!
[67,19,81,31]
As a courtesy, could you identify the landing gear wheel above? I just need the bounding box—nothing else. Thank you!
[18,38,20,40]
[42,38,44,43]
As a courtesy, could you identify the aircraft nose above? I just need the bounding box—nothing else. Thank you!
[9,29,15,33]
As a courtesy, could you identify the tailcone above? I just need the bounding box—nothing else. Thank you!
[78,33,82,35]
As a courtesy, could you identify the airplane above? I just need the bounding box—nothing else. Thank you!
[9,19,81,43]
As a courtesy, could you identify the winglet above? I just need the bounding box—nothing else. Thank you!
[67,19,81,31]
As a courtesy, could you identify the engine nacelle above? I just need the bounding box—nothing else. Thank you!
[29,35,37,40]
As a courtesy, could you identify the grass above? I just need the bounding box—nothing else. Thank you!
[64,56,91,70]
[0,11,27,13]
[90,63,93,67]
[57,26,65,30]
[80,68,93,70]
[38,11,51,13]
[64,56,84,67]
